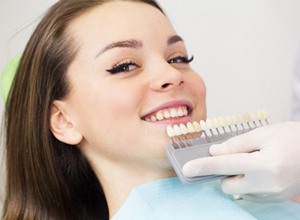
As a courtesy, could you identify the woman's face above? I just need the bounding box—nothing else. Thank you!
[60,1,206,173]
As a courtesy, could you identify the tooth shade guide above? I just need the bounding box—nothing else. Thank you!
[262,110,269,125]
[165,110,270,184]
[167,111,268,141]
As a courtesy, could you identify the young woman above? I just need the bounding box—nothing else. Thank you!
[3,1,206,219]
[2,0,300,219]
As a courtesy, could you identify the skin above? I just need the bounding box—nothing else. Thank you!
[50,1,206,217]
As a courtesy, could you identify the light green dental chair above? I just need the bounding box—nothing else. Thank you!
[0,54,21,102]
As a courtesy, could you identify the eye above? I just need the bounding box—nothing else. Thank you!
[106,60,141,74]
[168,55,194,64]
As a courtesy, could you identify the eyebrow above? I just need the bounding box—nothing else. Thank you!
[95,35,184,58]
[167,35,184,45]
[95,39,143,58]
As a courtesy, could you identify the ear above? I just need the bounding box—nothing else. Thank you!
[50,101,83,145]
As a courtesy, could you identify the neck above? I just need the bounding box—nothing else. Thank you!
[88,156,176,218]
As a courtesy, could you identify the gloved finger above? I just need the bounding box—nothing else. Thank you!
[210,125,274,156]
[182,152,260,177]
[221,176,288,203]
[240,194,278,203]
[221,174,269,195]
[241,187,300,203]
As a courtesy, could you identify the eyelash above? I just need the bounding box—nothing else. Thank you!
[106,55,194,74]
[106,60,141,74]
[168,55,194,64]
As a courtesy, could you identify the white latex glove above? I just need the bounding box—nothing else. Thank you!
[182,122,300,203]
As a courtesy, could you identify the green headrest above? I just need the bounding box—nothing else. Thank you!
[0,54,22,102]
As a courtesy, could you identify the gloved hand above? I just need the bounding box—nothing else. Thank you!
[182,122,300,203]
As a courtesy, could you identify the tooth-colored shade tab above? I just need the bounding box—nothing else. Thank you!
[237,115,244,123]
[167,125,175,137]
[206,119,214,129]
[225,116,233,125]
[257,111,263,120]
[232,115,239,124]
[242,115,247,122]
[218,117,226,126]
[262,110,268,119]
[180,123,188,134]
[212,118,221,127]
[250,112,256,121]
[199,120,207,130]
[243,113,251,122]
[193,121,201,132]
[173,125,182,136]
[187,122,195,133]
[240,115,246,123]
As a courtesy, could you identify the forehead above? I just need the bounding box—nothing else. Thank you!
[67,1,176,47]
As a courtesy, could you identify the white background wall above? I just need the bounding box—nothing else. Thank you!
[1,0,300,121]
[159,0,300,122]
[1,0,300,214]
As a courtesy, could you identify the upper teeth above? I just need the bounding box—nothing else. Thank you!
[145,106,188,122]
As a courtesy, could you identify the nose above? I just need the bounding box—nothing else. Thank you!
[149,63,184,92]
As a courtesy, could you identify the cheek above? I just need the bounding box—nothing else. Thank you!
[70,84,143,159]
[101,84,142,118]
[76,82,143,139]
[190,73,206,99]
[188,72,207,118]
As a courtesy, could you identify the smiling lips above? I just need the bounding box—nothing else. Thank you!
[143,106,189,122]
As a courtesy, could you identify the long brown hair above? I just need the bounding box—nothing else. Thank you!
[2,0,164,219]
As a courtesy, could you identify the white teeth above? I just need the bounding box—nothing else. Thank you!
[145,106,189,122]
[177,108,184,117]
[150,115,157,122]
[166,110,270,138]
[163,111,171,119]
[156,112,164,120]
[170,109,178,118]
[183,108,188,115]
